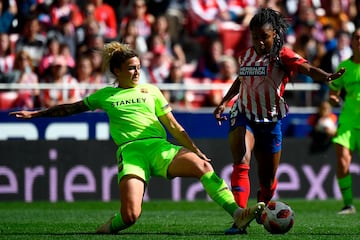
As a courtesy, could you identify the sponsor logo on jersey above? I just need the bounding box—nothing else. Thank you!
[112,97,147,107]
[239,66,267,76]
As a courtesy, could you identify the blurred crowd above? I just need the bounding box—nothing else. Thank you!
[0,0,358,110]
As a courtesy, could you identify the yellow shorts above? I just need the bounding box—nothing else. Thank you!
[333,125,360,151]
[116,138,181,183]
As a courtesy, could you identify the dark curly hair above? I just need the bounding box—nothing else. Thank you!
[249,8,289,60]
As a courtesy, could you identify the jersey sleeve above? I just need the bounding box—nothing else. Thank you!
[280,47,308,72]
[83,88,107,111]
[148,84,172,117]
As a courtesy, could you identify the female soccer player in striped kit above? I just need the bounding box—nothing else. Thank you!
[213,8,345,234]
[9,42,265,234]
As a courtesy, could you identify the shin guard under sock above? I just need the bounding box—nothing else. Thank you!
[338,174,353,206]
[231,164,250,208]
[110,213,130,233]
[200,171,239,217]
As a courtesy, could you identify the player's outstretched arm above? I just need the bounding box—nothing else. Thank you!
[9,100,90,119]
[298,63,345,82]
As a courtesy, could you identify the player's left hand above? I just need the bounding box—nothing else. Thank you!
[213,104,227,126]
[327,67,345,82]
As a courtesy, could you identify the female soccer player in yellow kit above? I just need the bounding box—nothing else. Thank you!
[329,28,360,215]
[9,42,264,234]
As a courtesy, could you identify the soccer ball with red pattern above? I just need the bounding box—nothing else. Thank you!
[261,201,294,234]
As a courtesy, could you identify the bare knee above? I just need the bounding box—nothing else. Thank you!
[121,208,142,226]
[199,161,214,175]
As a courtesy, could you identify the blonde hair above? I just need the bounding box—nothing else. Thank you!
[102,41,138,75]
[14,50,34,70]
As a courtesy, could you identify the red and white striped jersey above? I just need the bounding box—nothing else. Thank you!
[236,46,307,122]
[0,54,15,74]
[42,74,81,107]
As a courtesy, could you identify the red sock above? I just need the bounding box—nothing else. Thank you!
[231,164,250,208]
[258,179,278,205]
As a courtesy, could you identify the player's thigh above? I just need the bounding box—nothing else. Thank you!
[229,126,254,164]
[333,124,357,151]
[167,148,213,178]
[253,122,282,183]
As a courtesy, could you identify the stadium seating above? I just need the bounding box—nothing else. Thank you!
[0,91,18,110]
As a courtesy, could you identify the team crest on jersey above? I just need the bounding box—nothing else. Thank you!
[140,88,148,93]
[239,66,267,76]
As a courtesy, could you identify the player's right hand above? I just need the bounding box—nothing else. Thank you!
[9,110,35,119]
[328,94,340,107]
[213,104,227,126]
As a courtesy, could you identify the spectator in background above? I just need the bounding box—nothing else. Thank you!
[49,0,84,28]
[78,33,104,57]
[187,0,231,37]
[259,0,286,14]
[76,19,103,56]
[44,14,77,61]
[143,37,172,84]
[322,24,338,53]
[0,32,17,110]
[77,47,108,85]
[308,101,337,154]
[352,0,360,29]
[120,0,155,41]
[321,31,352,73]
[318,0,354,33]
[0,33,15,77]
[75,53,104,98]
[151,14,186,65]
[192,37,223,80]
[0,0,18,33]
[37,11,54,38]
[119,19,148,57]
[292,33,326,106]
[292,2,325,44]
[162,59,190,109]
[40,55,80,107]
[88,48,109,84]
[293,33,326,68]
[207,55,238,107]
[60,42,75,69]
[90,0,117,40]
[78,34,109,84]
[163,0,187,43]
[15,15,47,71]
[146,0,170,17]
[226,0,257,26]
[12,50,40,109]
[15,0,37,32]
[319,30,352,103]
[38,37,62,76]
[76,2,105,48]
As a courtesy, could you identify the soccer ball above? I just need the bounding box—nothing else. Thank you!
[261,201,295,234]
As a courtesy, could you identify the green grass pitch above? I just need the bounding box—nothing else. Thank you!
[0,199,359,240]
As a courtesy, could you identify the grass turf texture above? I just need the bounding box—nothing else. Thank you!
[0,199,359,240]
